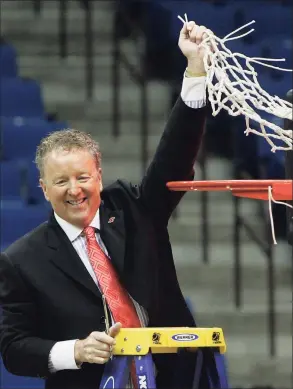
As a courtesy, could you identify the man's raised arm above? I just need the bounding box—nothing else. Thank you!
[139,21,212,222]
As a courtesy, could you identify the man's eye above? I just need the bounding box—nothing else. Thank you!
[79,177,89,182]
[56,180,66,185]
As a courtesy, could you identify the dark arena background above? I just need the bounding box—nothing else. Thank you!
[0,1,292,388]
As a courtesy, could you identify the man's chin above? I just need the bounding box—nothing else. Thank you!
[64,209,89,226]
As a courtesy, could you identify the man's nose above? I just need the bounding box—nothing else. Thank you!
[67,182,82,196]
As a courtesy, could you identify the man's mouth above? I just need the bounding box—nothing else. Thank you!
[66,198,87,206]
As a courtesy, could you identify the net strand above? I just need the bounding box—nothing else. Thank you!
[178,15,293,152]
[222,20,256,41]
[268,186,293,245]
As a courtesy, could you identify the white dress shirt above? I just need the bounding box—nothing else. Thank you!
[48,74,207,374]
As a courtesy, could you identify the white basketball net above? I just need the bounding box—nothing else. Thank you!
[178,15,293,153]
[178,14,293,245]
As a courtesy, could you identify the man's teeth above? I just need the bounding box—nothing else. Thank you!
[68,199,84,205]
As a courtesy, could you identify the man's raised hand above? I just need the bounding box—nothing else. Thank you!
[178,21,213,74]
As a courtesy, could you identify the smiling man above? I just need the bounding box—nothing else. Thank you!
[38,143,103,228]
[0,21,221,389]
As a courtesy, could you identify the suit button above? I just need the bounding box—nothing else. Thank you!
[100,316,105,324]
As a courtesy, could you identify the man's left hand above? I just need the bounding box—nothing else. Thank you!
[178,21,213,74]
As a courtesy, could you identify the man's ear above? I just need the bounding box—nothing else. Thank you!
[98,168,103,191]
[39,179,50,201]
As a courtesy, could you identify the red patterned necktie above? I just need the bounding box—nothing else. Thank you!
[84,226,140,387]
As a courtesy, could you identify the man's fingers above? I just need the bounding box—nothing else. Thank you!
[179,23,189,38]
[95,349,111,359]
[189,24,199,43]
[89,323,121,347]
[195,25,207,44]
[95,357,108,364]
[186,21,196,32]
[88,356,109,365]
[188,24,210,44]
[100,342,111,351]
[90,331,116,346]
[205,28,214,38]
[180,21,196,39]
[109,322,122,338]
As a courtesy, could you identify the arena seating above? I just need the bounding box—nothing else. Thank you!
[0,40,18,78]
[1,159,27,201]
[1,117,68,160]
[0,47,69,251]
[0,77,45,118]
[1,203,50,249]
[0,38,62,389]
[0,38,60,387]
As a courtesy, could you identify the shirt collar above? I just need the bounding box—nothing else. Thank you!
[54,209,101,242]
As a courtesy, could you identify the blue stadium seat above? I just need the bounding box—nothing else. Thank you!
[1,119,50,160]
[26,159,45,204]
[0,160,27,201]
[1,118,69,160]
[0,43,18,78]
[1,158,44,205]
[47,120,69,132]
[0,77,45,118]
[0,203,50,250]
[1,362,44,389]
[1,119,68,205]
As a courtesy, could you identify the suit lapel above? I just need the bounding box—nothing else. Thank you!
[99,204,126,276]
[46,213,101,300]
[45,207,126,299]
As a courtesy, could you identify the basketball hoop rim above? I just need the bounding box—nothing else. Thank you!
[166,180,292,200]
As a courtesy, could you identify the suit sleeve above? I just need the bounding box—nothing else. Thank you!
[139,77,207,223]
[0,252,56,378]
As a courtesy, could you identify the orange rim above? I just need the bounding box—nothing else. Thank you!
[166,180,293,200]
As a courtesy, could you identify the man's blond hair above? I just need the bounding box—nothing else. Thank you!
[35,129,101,178]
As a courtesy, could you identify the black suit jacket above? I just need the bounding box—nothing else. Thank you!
[0,98,218,388]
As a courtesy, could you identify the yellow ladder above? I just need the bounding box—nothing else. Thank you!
[112,327,226,355]
[100,327,226,388]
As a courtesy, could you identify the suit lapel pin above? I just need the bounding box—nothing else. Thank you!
[108,216,115,224]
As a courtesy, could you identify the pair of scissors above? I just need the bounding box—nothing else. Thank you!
[102,295,113,359]
[102,295,110,334]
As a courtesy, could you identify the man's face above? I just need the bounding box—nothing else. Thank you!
[40,148,102,228]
